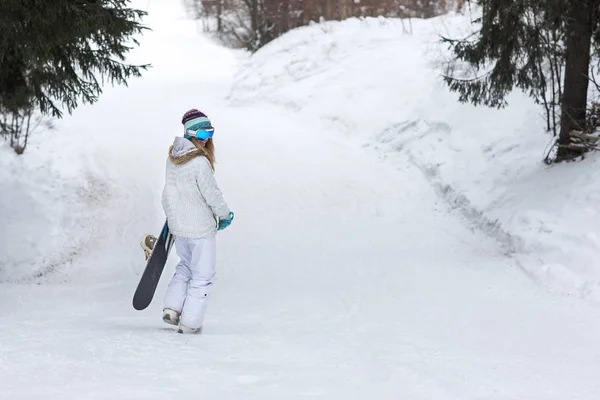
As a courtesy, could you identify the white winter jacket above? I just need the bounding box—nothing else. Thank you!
[161,137,231,238]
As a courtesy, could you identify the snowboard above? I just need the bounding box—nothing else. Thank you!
[132,221,175,310]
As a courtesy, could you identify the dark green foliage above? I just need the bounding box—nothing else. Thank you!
[442,0,600,162]
[0,0,150,118]
[441,0,565,109]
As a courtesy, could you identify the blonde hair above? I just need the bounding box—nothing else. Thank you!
[189,137,216,171]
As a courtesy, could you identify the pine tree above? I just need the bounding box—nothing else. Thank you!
[442,0,600,162]
[0,0,149,118]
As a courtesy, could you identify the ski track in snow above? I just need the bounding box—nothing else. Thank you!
[2,1,600,399]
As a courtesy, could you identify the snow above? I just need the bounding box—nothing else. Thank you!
[2,1,600,399]
[0,127,111,282]
[229,13,600,302]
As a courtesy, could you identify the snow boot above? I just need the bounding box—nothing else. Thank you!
[162,308,180,326]
[141,234,157,261]
[177,324,202,335]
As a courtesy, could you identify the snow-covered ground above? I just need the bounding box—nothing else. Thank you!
[2,1,600,399]
[230,13,600,302]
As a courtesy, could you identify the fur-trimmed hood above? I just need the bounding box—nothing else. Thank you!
[168,137,206,165]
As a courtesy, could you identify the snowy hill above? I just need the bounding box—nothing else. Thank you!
[230,14,600,302]
[2,2,600,399]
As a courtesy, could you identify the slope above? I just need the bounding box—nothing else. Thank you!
[230,12,600,302]
[1,2,599,399]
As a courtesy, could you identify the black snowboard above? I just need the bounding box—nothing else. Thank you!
[132,221,175,310]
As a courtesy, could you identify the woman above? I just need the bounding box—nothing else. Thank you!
[143,109,234,334]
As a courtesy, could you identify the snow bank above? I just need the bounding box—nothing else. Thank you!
[0,128,112,282]
[229,14,600,301]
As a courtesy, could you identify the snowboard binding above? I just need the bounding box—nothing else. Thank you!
[141,234,158,261]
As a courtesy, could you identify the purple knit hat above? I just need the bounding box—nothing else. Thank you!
[181,109,207,126]
[181,109,214,139]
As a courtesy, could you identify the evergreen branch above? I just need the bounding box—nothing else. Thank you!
[442,69,493,83]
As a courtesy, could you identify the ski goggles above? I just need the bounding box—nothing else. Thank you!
[184,127,214,140]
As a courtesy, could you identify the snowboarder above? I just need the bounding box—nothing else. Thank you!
[141,109,234,334]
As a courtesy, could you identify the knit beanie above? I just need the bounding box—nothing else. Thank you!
[182,109,213,133]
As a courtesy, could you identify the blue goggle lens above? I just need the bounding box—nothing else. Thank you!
[185,128,214,140]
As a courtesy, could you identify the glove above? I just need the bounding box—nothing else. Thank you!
[218,211,234,231]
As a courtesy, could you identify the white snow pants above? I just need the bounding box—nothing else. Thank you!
[163,235,216,329]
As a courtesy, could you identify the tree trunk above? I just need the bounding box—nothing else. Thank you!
[324,0,332,20]
[281,0,290,33]
[251,0,259,46]
[217,0,223,32]
[557,0,595,160]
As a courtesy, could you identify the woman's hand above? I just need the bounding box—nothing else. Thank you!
[218,212,234,231]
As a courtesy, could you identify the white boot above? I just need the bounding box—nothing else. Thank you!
[141,234,157,261]
[162,308,180,326]
[177,324,202,334]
